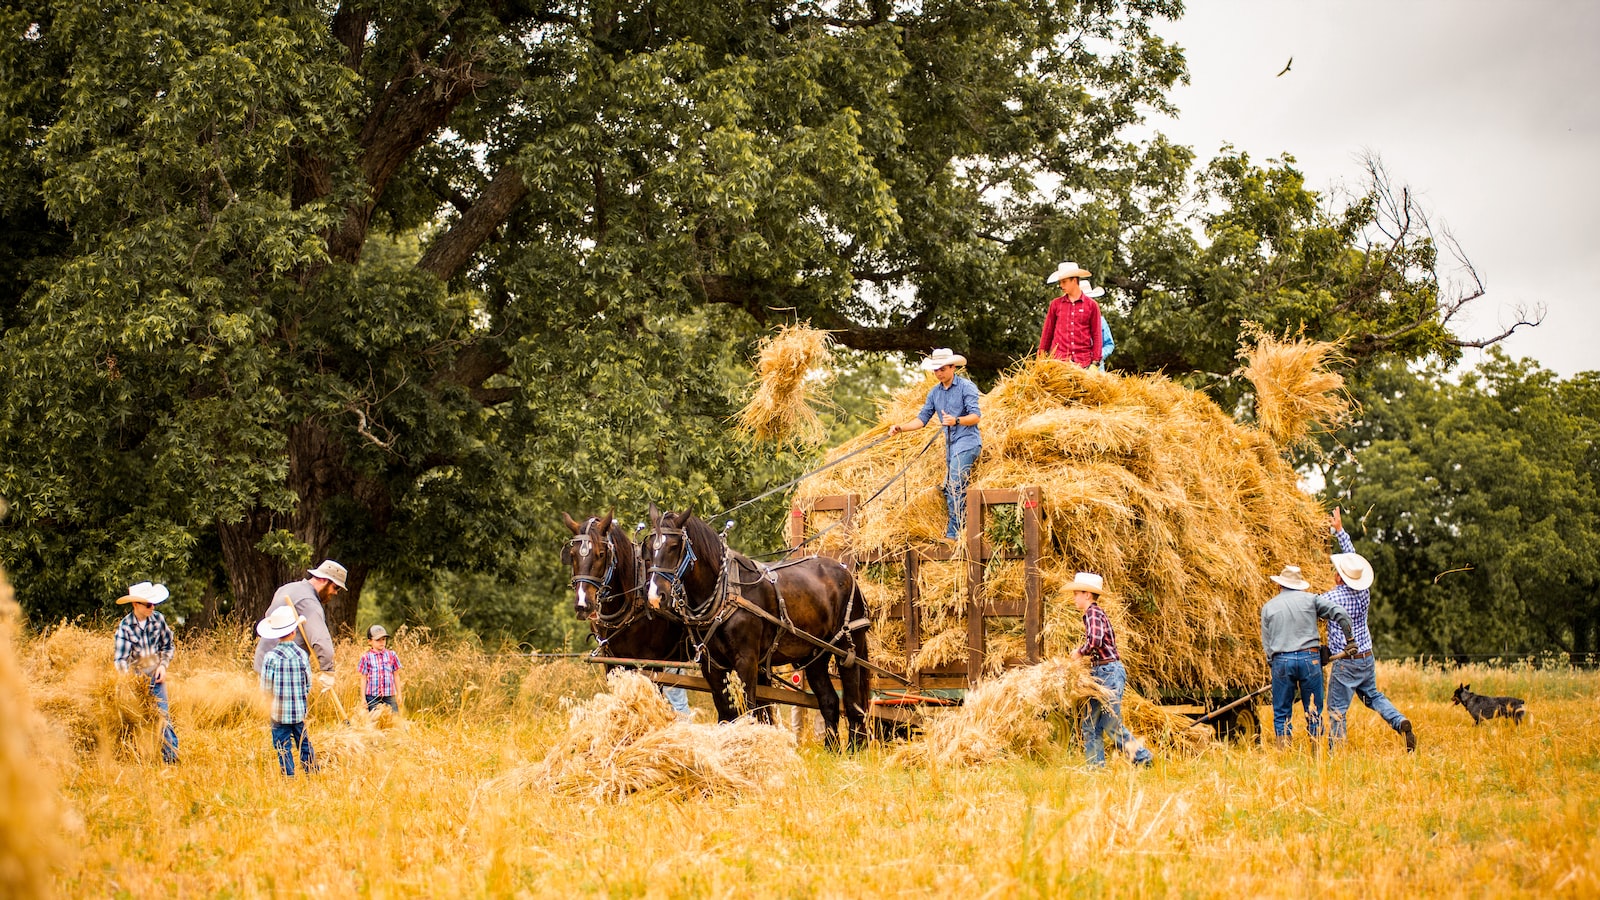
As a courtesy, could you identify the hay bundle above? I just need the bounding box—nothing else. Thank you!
[796,356,1337,697]
[174,669,268,729]
[0,568,66,899]
[313,714,391,766]
[29,625,164,757]
[1240,333,1349,448]
[892,658,1107,767]
[735,323,834,444]
[502,670,798,801]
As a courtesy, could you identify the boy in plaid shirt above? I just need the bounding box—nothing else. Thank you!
[257,605,316,776]
[1067,573,1153,768]
[358,624,402,713]
[111,581,179,764]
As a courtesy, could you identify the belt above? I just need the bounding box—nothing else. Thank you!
[1340,649,1373,659]
[1270,649,1318,660]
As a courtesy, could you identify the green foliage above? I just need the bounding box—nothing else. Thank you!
[1325,352,1600,657]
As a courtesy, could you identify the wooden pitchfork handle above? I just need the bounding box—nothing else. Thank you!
[292,612,350,723]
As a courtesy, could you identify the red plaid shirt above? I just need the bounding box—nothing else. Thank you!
[358,648,401,696]
[1038,292,1104,367]
[1076,603,1120,664]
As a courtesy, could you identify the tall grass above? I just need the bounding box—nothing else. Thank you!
[21,628,1600,898]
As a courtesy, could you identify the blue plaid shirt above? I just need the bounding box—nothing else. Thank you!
[261,642,311,724]
[1320,530,1372,654]
[112,611,175,673]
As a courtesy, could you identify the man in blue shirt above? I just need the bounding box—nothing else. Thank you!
[889,348,982,540]
[1322,507,1416,751]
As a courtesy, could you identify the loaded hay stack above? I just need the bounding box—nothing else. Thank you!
[795,337,1349,710]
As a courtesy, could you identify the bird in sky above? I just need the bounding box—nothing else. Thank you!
[1277,56,1293,77]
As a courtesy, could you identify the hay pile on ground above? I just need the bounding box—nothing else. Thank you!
[1240,333,1349,448]
[796,355,1338,699]
[0,568,65,899]
[500,670,797,801]
[28,624,164,759]
[735,323,834,444]
[892,658,1107,767]
[174,669,268,729]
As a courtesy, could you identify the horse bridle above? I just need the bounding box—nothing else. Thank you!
[566,523,618,619]
[646,524,698,615]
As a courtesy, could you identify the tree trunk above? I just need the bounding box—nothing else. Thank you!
[216,418,372,636]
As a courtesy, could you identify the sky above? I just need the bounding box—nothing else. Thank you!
[1148,0,1599,378]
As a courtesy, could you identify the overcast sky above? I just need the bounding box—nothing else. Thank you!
[1150,0,1599,378]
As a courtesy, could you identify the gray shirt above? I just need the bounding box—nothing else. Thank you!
[252,579,336,673]
[1260,588,1355,658]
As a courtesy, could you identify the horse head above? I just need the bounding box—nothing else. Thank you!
[562,511,616,618]
[645,503,701,608]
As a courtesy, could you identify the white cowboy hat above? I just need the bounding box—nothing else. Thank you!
[1081,280,1105,299]
[1269,565,1312,591]
[116,581,170,605]
[1046,261,1092,283]
[1331,552,1374,591]
[1063,572,1104,595]
[257,604,308,640]
[920,348,967,371]
[307,559,348,590]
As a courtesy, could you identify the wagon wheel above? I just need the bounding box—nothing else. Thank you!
[1208,703,1261,745]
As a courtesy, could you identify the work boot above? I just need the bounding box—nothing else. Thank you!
[1399,719,1417,752]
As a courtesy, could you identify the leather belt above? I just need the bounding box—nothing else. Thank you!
[1341,649,1373,659]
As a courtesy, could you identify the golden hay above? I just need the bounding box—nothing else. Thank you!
[313,714,392,766]
[0,568,65,900]
[735,323,834,444]
[174,669,268,729]
[797,356,1334,697]
[1240,332,1350,448]
[892,658,1108,767]
[506,670,798,801]
[29,625,164,759]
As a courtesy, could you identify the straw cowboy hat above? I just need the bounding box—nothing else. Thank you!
[1081,280,1105,299]
[920,348,967,371]
[1330,552,1375,591]
[257,604,308,640]
[1045,261,1092,283]
[1269,565,1312,591]
[307,559,348,590]
[1063,572,1105,594]
[116,581,170,605]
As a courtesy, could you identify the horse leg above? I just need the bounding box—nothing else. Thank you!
[735,652,765,722]
[702,661,738,724]
[804,655,843,751]
[754,668,775,725]
[842,629,873,751]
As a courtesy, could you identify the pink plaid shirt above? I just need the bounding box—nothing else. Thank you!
[358,648,401,696]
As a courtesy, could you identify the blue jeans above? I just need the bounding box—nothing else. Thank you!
[1327,656,1407,743]
[662,669,691,714]
[270,721,316,776]
[1083,661,1153,767]
[365,694,399,712]
[944,446,981,539]
[149,680,179,764]
[1270,650,1324,738]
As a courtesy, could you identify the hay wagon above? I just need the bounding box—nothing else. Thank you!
[593,486,1264,742]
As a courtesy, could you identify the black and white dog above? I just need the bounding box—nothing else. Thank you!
[1451,684,1527,726]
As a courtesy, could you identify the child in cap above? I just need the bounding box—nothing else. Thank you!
[1066,573,1154,768]
[112,581,179,764]
[258,605,316,776]
[358,624,402,713]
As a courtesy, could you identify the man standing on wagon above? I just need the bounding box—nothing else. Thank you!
[1037,262,1104,368]
[888,349,983,541]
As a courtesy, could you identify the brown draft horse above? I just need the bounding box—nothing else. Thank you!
[561,512,688,667]
[643,505,872,750]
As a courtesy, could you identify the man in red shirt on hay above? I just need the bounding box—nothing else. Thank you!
[1037,261,1104,368]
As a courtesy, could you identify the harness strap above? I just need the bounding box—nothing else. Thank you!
[728,596,910,685]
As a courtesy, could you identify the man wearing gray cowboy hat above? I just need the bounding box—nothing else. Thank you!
[888,349,983,541]
[112,581,179,763]
[1261,560,1355,746]
[1037,262,1104,369]
[1321,507,1416,751]
[252,560,345,694]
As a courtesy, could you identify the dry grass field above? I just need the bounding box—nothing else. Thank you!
[17,629,1600,899]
